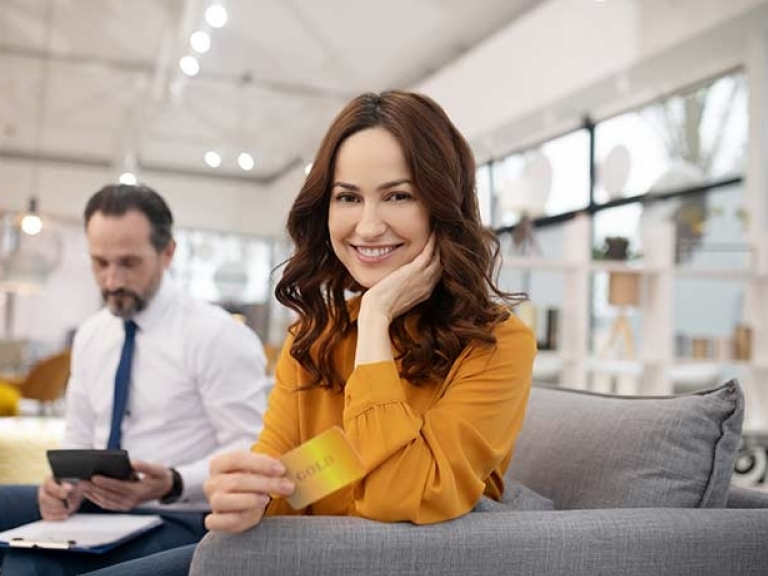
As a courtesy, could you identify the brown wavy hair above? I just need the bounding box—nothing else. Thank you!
[275,90,523,391]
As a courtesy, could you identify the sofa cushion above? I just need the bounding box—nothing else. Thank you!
[501,479,556,510]
[472,480,555,513]
[507,379,744,509]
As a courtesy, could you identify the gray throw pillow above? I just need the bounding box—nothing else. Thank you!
[507,379,744,509]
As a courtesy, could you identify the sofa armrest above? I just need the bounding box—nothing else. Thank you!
[191,509,768,576]
[727,484,768,508]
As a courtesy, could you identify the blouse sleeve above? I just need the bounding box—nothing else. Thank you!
[251,336,300,459]
[343,316,536,524]
[250,336,305,517]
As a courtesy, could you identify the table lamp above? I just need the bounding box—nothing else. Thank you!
[601,271,641,358]
[597,236,640,359]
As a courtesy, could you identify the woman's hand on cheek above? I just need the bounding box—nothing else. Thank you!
[203,451,294,534]
[360,234,441,322]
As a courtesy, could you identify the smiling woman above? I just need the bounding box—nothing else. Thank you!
[200,89,536,533]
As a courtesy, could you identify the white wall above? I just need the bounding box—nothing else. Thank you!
[0,159,280,236]
[243,165,306,240]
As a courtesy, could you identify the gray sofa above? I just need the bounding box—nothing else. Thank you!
[191,379,768,575]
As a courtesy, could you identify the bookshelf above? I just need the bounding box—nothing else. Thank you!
[500,213,768,433]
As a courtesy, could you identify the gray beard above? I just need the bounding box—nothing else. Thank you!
[103,289,147,319]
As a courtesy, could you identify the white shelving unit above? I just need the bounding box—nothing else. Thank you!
[501,213,768,433]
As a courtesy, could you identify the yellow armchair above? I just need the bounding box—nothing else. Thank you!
[1,350,71,414]
[0,381,21,416]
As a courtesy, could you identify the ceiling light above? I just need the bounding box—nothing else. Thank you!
[19,198,43,236]
[205,151,222,168]
[20,214,43,236]
[179,55,200,77]
[238,152,255,171]
[119,172,138,186]
[304,162,313,175]
[190,31,211,54]
[205,4,228,28]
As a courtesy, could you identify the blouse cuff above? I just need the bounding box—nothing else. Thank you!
[343,361,406,419]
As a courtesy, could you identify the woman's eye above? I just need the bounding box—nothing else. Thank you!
[334,193,359,203]
[388,191,414,202]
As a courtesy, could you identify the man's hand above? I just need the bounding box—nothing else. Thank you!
[38,475,84,521]
[80,460,173,511]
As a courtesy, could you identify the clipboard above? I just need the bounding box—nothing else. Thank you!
[0,514,163,554]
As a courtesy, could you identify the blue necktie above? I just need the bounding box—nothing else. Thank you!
[107,320,137,450]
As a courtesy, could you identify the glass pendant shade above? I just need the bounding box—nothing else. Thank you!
[0,200,62,294]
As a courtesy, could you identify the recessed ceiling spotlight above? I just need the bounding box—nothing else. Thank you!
[190,31,211,54]
[179,55,200,77]
[119,172,138,185]
[304,162,313,175]
[238,152,255,171]
[205,4,228,28]
[205,151,222,168]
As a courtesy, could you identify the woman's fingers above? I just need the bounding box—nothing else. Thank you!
[209,451,284,476]
[208,491,271,514]
[203,450,294,533]
[204,471,293,501]
[205,509,265,533]
[361,234,442,320]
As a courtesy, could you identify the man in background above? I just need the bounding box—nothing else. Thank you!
[0,184,270,575]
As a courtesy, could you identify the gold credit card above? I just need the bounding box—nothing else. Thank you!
[278,426,366,510]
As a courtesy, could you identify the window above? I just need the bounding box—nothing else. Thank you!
[594,72,747,203]
[490,130,590,227]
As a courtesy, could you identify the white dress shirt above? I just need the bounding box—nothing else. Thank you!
[62,275,269,511]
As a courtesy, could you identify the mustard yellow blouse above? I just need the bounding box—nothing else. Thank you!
[254,308,536,525]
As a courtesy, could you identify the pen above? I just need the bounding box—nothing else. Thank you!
[54,478,69,510]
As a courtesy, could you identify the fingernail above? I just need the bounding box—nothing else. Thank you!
[271,463,285,475]
[279,479,294,494]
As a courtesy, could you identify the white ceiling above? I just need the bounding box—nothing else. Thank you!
[0,0,542,185]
